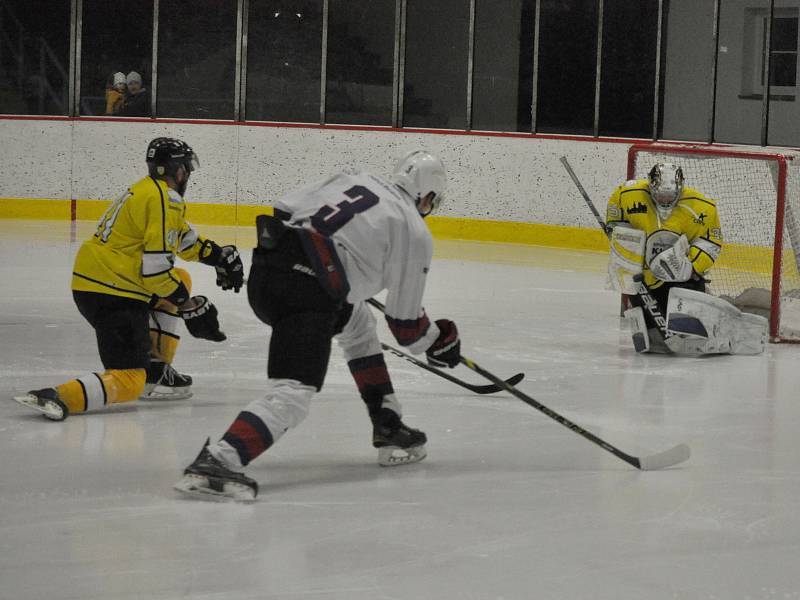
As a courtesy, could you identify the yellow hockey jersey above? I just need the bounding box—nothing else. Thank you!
[606,179,723,288]
[72,176,211,302]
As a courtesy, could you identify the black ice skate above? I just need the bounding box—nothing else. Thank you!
[141,361,193,400]
[174,438,258,501]
[13,388,69,421]
[372,408,428,466]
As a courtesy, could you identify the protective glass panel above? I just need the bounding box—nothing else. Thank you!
[79,0,153,117]
[535,0,598,135]
[770,53,797,87]
[714,0,770,145]
[325,0,395,125]
[598,0,659,138]
[157,0,237,119]
[658,0,715,142]
[472,0,535,132]
[403,0,470,129]
[772,17,798,51]
[768,10,800,147]
[0,0,70,115]
[246,0,323,122]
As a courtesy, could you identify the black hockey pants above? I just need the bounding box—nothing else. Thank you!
[248,226,353,391]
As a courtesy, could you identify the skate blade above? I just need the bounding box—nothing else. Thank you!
[378,445,427,467]
[139,387,193,401]
[13,394,66,421]
[173,474,256,502]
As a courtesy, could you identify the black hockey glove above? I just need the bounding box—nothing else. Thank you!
[215,245,244,293]
[199,240,244,293]
[180,296,226,342]
[426,319,461,369]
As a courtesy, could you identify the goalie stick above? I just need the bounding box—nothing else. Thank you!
[365,298,525,394]
[559,155,671,342]
[460,355,691,470]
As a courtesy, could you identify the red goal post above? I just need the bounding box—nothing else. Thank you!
[627,143,800,342]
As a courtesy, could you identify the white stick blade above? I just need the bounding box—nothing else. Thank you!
[638,443,691,471]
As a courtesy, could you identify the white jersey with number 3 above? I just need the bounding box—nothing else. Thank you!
[274,169,440,354]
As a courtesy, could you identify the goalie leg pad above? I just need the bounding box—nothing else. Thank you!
[731,312,769,355]
[665,288,767,355]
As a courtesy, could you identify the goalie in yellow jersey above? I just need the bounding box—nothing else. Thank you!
[14,137,243,420]
[607,162,767,355]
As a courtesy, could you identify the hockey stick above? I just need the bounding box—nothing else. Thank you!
[559,156,671,342]
[380,339,524,394]
[460,355,691,470]
[365,298,525,394]
[559,156,610,236]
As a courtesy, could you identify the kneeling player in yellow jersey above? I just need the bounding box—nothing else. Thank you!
[14,137,243,420]
[607,163,767,355]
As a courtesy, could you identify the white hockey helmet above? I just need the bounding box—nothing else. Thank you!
[647,162,684,218]
[391,149,447,217]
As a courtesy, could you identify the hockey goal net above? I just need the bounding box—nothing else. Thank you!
[628,143,800,342]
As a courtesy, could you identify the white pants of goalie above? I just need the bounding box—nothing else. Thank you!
[624,287,768,355]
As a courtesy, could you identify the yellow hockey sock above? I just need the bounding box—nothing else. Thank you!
[56,368,146,413]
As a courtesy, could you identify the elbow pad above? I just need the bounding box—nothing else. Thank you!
[163,281,190,306]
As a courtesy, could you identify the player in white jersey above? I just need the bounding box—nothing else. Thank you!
[175,150,461,500]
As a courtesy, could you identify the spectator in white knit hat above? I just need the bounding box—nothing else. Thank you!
[120,71,150,117]
[105,72,127,115]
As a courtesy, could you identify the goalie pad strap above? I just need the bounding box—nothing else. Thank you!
[623,306,650,353]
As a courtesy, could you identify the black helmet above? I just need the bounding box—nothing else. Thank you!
[146,137,200,180]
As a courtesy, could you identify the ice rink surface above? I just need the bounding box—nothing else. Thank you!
[2,220,800,600]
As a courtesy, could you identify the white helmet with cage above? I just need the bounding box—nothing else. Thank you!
[648,162,685,219]
[391,149,447,217]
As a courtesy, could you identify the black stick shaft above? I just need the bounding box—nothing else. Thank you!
[380,341,524,394]
[460,356,642,469]
[560,156,610,235]
[365,298,524,394]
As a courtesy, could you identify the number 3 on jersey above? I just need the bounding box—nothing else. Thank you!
[310,185,379,236]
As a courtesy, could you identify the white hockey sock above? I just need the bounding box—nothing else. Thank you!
[208,439,244,470]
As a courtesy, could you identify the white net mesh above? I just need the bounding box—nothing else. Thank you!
[629,145,800,341]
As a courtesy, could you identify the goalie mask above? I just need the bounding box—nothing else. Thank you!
[391,149,447,217]
[146,137,200,195]
[648,163,684,219]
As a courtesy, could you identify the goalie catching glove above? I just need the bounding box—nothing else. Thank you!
[648,234,693,282]
[426,319,461,368]
[199,241,244,293]
[180,296,226,342]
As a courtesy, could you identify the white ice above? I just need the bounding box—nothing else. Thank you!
[2,220,800,600]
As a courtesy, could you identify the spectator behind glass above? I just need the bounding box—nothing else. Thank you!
[119,71,150,117]
[105,72,127,115]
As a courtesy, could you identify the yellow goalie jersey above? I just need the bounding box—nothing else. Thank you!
[72,176,211,302]
[606,179,723,289]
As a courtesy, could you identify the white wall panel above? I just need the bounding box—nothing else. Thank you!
[69,121,240,204]
[0,120,72,199]
[2,119,631,229]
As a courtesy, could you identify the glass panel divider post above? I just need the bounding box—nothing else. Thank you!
[320,0,329,125]
[151,0,158,118]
